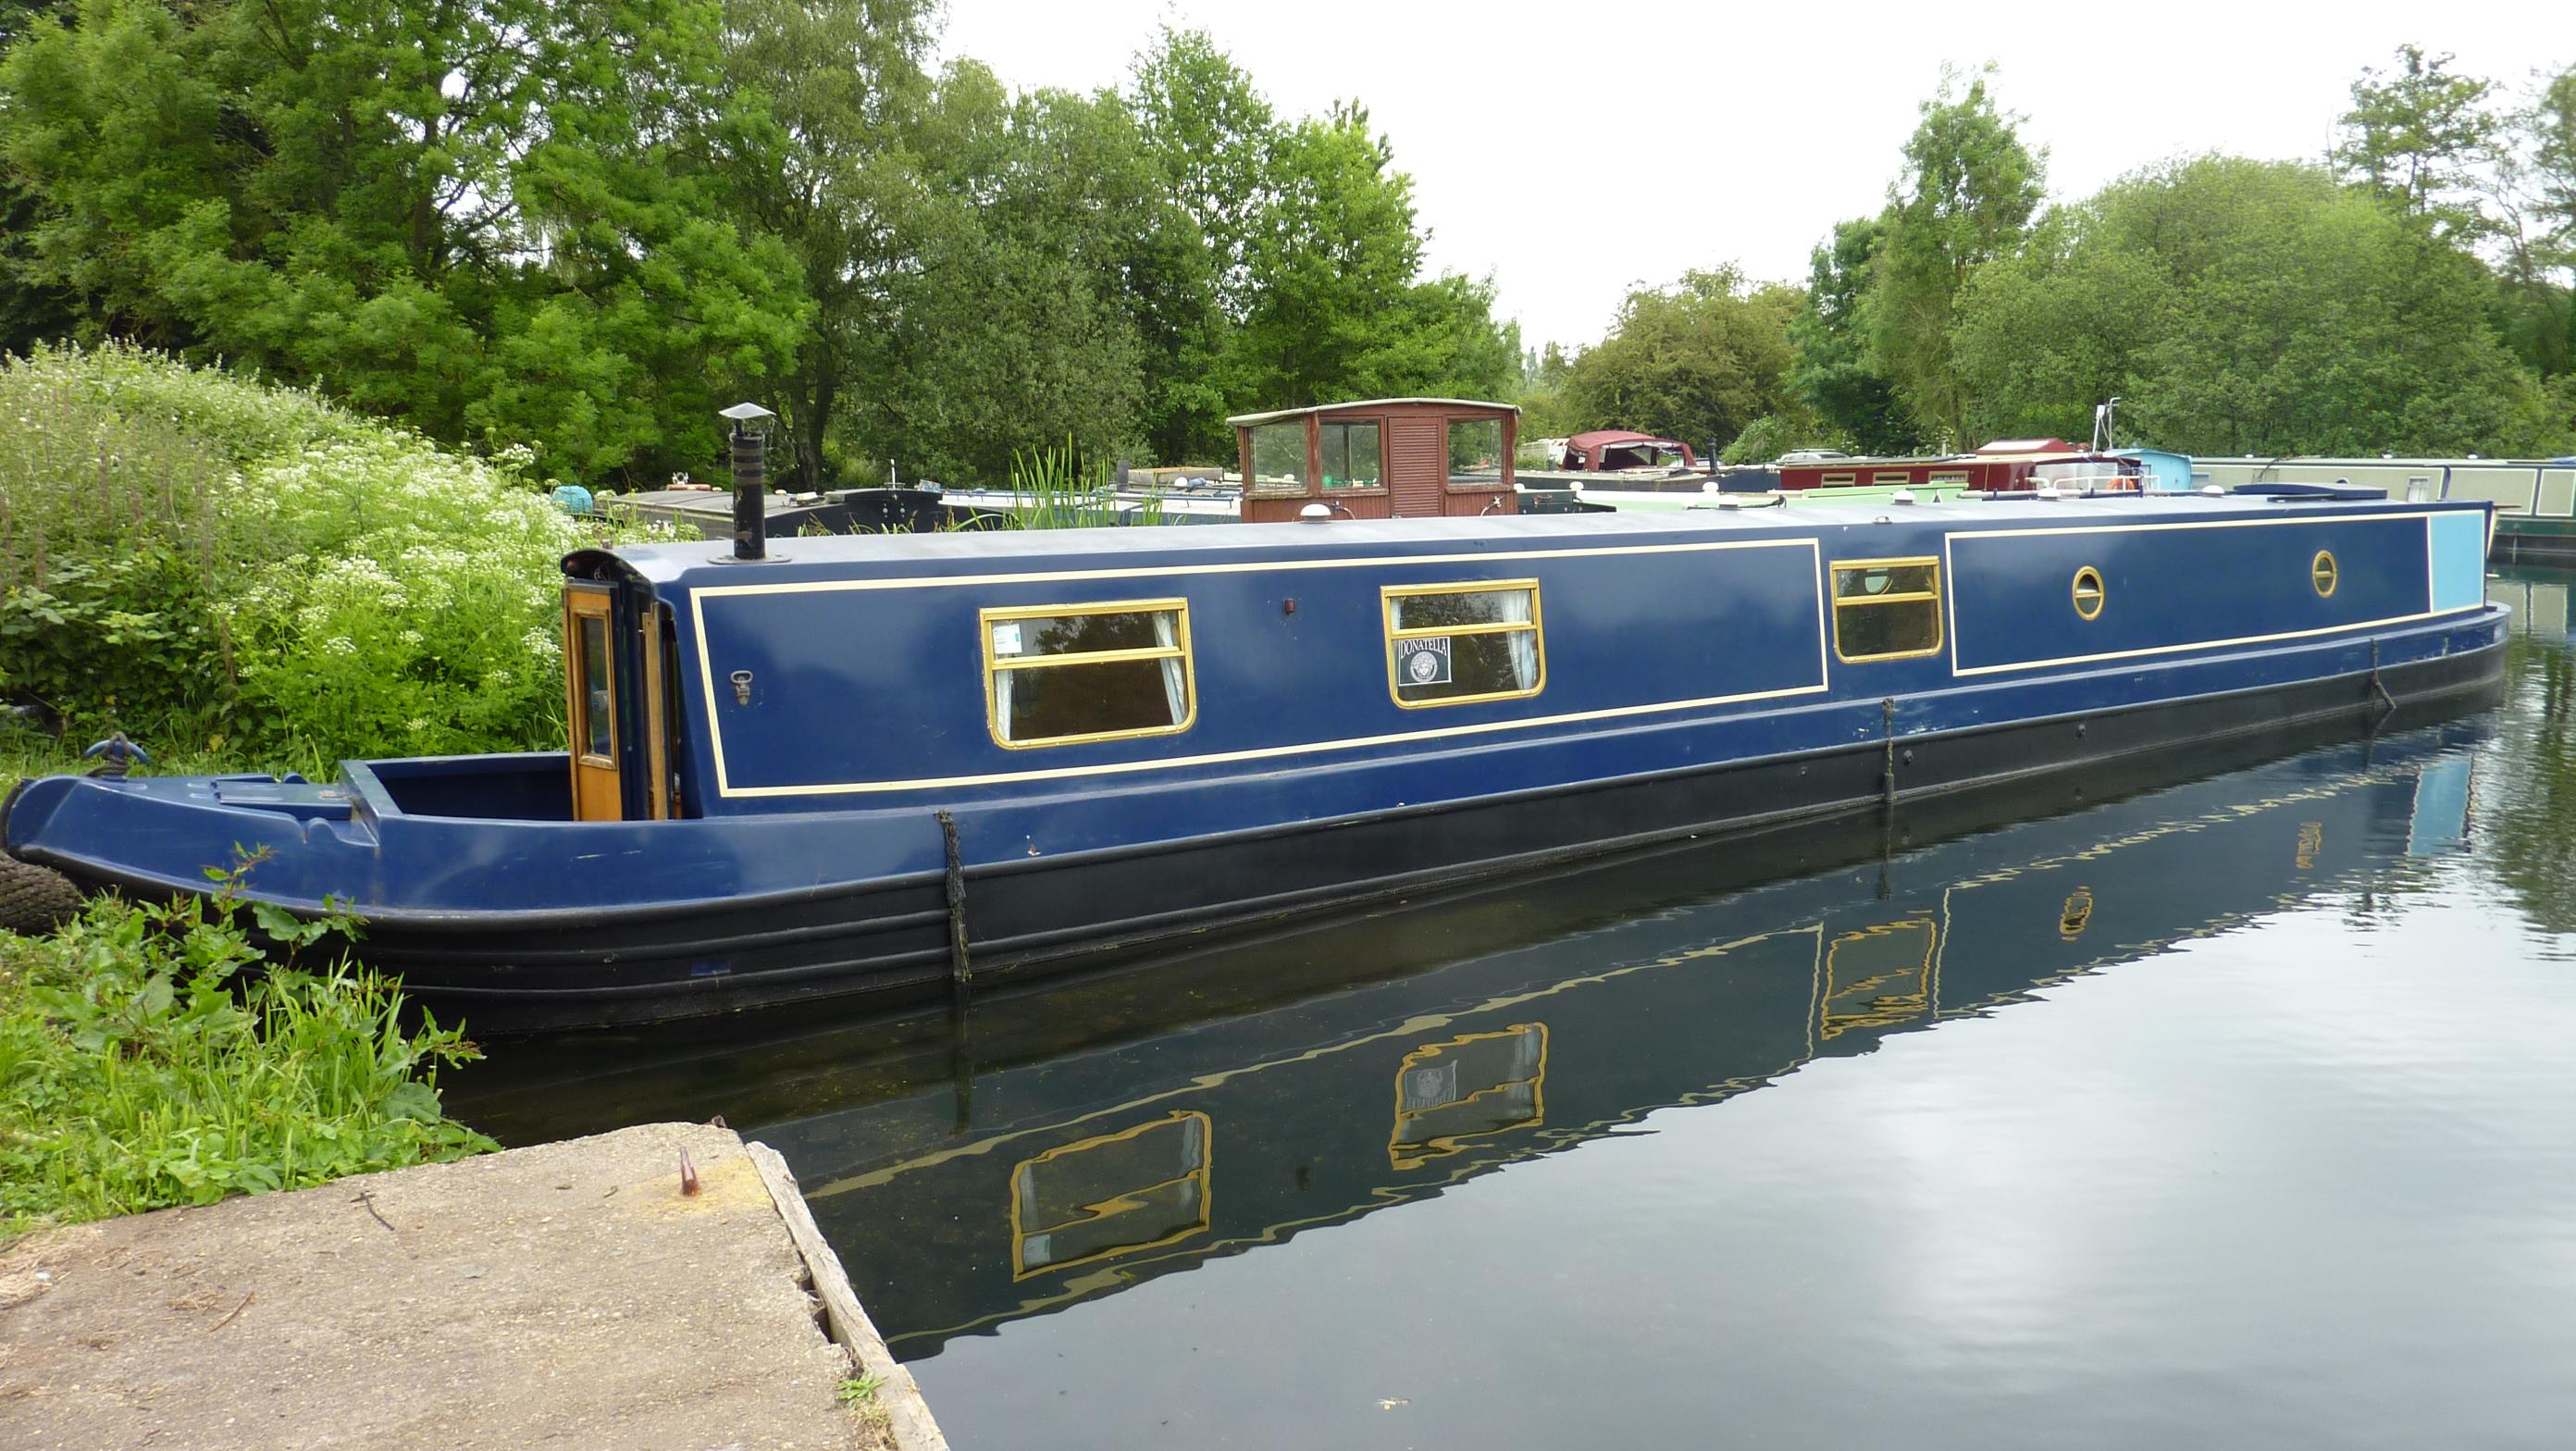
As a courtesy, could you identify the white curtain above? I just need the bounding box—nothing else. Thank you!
[993,662,1016,742]
[1497,589,1536,688]
[1153,611,1186,724]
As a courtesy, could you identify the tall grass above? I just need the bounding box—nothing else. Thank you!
[0,879,493,1238]
[1004,437,1165,530]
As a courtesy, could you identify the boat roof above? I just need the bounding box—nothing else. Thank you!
[592,491,2443,592]
[1226,398,1518,427]
[1567,429,1687,449]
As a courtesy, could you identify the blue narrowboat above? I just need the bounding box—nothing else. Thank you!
[0,489,2508,1029]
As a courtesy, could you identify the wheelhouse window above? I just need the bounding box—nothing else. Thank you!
[1831,558,1943,663]
[984,600,1195,749]
[1383,581,1542,707]
[1320,420,1383,490]
[1247,422,1311,498]
[1446,417,1505,486]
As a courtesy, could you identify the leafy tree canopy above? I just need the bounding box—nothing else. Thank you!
[1554,267,1801,455]
[1953,156,2566,456]
[0,0,809,485]
[1868,66,2046,447]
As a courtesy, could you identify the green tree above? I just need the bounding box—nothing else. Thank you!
[0,0,72,355]
[1790,216,1913,453]
[717,0,936,486]
[2333,44,2503,242]
[1951,155,2565,456]
[2500,65,2576,389]
[863,68,1156,483]
[1213,102,1514,416]
[0,0,807,483]
[1124,28,1264,464]
[1869,68,2045,446]
[1554,267,1800,454]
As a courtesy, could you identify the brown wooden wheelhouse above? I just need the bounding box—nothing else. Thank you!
[1774,439,2146,494]
[1230,399,1517,524]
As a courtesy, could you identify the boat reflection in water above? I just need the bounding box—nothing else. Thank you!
[666,714,2489,1358]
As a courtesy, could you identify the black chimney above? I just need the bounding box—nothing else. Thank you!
[719,403,776,562]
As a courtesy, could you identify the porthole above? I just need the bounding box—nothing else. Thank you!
[2071,566,2106,621]
[2311,550,2338,598]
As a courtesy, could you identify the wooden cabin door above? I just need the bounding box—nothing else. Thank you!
[1388,415,1445,517]
[563,584,624,823]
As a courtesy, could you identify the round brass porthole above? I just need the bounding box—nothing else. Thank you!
[2072,566,2106,620]
[2311,550,2338,598]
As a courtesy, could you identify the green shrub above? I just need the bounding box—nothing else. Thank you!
[0,881,494,1236]
[0,341,604,761]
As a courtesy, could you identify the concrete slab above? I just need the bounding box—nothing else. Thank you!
[0,1122,935,1451]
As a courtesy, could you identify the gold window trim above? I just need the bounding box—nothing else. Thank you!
[2311,550,2338,598]
[1007,1110,1213,1281]
[1822,472,1857,487]
[1381,579,1546,710]
[2072,565,2107,621]
[1929,471,1970,485]
[1874,471,1910,486]
[980,598,1197,750]
[1829,555,1945,663]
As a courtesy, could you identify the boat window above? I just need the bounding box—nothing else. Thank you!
[1831,557,1944,663]
[2312,550,2338,598]
[1247,422,1311,498]
[1874,471,1909,487]
[1822,472,1856,487]
[2073,566,2106,620]
[1320,421,1383,490]
[576,613,614,761]
[984,600,1195,749]
[1383,581,1543,707]
[1929,471,1970,485]
[1447,417,1505,485]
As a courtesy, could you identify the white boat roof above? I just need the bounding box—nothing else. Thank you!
[1226,398,1519,427]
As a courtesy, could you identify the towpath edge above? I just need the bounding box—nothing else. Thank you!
[0,1122,947,1451]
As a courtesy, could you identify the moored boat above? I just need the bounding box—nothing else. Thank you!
[0,485,2507,1029]
[2190,455,2576,562]
[1773,438,2150,494]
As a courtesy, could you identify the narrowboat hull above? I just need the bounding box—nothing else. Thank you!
[2,611,2506,1031]
[0,494,2510,1031]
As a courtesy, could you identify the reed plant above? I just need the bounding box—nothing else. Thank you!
[1004,437,1164,530]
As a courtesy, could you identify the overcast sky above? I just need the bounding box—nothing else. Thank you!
[935,0,2562,354]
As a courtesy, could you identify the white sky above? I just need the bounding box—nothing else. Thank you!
[934,0,2563,353]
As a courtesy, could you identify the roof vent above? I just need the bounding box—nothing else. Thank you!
[2035,482,2062,501]
[1299,502,1334,523]
[1890,488,1916,505]
[2201,485,2224,497]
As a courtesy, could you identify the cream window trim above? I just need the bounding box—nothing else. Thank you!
[1830,556,1945,663]
[980,598,1196,750]
[1381,580,1545,710]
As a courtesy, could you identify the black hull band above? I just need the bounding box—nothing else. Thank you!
[293,637,2506,1032]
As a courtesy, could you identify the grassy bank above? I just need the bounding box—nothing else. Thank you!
[2,747,496,1243]
[0,871,495,1242]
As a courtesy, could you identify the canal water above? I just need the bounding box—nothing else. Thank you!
[452,572,2576,1450]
